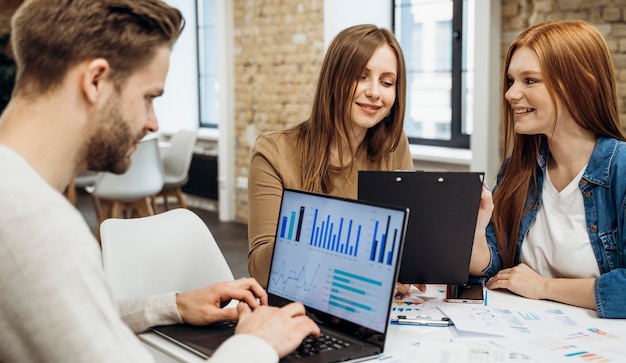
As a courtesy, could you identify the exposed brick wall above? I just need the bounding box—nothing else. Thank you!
[232,0,323,222]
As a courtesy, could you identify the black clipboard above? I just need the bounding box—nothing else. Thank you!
[358,170,483,285]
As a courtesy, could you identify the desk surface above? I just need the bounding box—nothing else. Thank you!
[139,287,626,363]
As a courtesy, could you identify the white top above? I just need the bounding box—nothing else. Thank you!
[521,165,600,278]
[0,146,278,363]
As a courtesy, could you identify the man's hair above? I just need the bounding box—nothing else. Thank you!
[11,0,184,96]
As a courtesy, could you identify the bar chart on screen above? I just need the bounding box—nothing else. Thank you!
[277,203,401,266]
[268,190,407,332]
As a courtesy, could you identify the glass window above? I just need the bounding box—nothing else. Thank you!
[197,0,219,129]
[394,0,473,148]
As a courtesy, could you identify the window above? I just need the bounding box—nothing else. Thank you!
[394,0,473,148]
[197,0,219,129]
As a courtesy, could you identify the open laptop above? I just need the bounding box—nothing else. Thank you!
[358,170,483,285]
[152,188,409,362]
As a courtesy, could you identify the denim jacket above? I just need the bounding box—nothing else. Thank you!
[483,136,626,318]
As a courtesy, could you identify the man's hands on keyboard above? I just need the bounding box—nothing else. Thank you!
[235,301,321,358]
[290,333,351,359]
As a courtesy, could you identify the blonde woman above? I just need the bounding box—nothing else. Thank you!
[248,24,414,289]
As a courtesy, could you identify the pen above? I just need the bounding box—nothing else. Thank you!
[396,316,451,327]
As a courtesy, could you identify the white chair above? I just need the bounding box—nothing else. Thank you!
[64,170,100,206]
[89,137,164,226]
[152,129,198,212]
[100,208,234,301]
[75,170,100,188]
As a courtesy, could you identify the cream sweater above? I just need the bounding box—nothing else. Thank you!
[0,146,278,363]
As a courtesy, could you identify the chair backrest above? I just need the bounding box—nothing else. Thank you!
[162,129,198,186]
[91,137,164,201]
[100,208,234,301]
[74,170,100,188]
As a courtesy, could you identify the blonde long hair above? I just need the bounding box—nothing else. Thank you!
[293,24,407,193]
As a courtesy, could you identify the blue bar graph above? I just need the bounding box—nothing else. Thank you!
[386,229,397,265]
[369,215,397,266]
[308,209,361,257]
[369,222,378,261]
[279,205,396,264]
[279,206,305,242]
[279,216,287,238]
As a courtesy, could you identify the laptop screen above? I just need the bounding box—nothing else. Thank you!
[267,188,408,334]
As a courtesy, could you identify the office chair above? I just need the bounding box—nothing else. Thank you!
[100,208,234,301]
[88,137,164,230]
[64,170,100,206]
[152,129,198,212]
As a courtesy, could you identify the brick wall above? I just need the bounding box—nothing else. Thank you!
[232,0,323,222]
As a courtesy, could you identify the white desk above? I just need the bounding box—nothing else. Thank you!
[139,288,626,362]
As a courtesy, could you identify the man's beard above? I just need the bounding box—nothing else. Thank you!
[84,94,143,174]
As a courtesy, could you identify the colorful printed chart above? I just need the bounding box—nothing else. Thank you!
[389,284,448,322]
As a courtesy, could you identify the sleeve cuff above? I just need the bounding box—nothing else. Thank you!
[118,292,183,333]
[210,334,279,363]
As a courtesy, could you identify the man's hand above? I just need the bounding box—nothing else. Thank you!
[235,301,320,358]
[175,277,268,325]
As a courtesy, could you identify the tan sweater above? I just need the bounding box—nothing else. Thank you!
[247,129,414,287]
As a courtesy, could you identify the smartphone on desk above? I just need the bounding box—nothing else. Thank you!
[445,283,484,304]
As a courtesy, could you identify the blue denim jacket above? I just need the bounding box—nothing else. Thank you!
[483,136,626,318]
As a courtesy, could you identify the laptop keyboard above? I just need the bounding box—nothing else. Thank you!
[290,333,351,359]
[221,320,351,358]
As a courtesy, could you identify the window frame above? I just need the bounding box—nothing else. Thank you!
[392,0,469,149]
[196,0,219,130]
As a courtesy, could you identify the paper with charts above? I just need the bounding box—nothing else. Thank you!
[493,325,626,362]
[438,304,583,336]
[389,284,448,322]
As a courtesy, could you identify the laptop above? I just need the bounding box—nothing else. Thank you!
[358,170,483,285]
[152,188,409,362]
